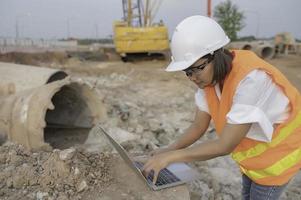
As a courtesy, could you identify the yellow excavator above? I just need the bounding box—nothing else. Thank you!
[113,0,170,61]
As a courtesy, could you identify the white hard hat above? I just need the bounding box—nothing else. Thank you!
[166,15,230,72]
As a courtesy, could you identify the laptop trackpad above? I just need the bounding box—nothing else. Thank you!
[167,163,200,182]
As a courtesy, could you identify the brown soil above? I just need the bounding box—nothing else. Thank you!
[0,52,68,67]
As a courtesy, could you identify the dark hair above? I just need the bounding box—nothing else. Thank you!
[204,48,233,84]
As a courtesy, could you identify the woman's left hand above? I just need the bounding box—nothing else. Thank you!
[142,152,174,184]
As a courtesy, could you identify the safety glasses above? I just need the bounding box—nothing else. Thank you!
[183,56,213,77]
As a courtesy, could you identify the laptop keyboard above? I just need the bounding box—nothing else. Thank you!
[134,161,181,186]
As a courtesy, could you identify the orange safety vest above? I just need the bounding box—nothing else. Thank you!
[204,50,301,185]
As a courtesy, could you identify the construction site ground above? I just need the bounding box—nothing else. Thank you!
[0,52,301,200]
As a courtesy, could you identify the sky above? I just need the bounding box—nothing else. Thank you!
[0,0,300,40]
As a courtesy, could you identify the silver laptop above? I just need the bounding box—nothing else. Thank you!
[96,125,201,190]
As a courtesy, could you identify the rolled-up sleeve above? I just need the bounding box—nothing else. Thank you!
[226,70,290,142]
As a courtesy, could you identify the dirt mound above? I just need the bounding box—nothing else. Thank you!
[0,143,113,200]
[0,52,68,67]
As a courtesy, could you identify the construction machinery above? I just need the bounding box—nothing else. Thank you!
[113,0,169,61]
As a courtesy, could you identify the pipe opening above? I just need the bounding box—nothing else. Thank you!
[242,45,252,50]
[46,71,68,83]
[44,84,93,149]
[261,47,274,59]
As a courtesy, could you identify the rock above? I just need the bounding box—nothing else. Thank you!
[156,132,170,145]
[59,148,76,161]
[128,127,135,132]
[77,180,88,193]
[89,173,96,179]
[145,111,155,118]
[107,127,139,144]
[135,125,144,134]
[64,184,70,190]
[57,193,69,200]
[8,149,23,166]
[6,178,13,188]
[53,149,60,153]
[81,125,120,152]
[0,154,6,164]
[148,118,161,132]
[36,191,48,200]
[74,167,80,176]
[111,103,130,121]
[12,176,27,189]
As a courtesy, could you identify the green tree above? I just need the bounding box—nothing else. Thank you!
[213,0,245,41]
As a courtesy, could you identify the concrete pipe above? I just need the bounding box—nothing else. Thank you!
[226,41,275,59]
[0,62,68,92]
[253,43,275,60]
[242,44,252,50]
[0,63,106,150]
[226,41,253,50]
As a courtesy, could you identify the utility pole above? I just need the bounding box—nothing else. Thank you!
[127,0,132,26]
[144,0,150,26]
[207,0,212,17]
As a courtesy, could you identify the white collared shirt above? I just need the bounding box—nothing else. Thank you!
[195,69,290,142]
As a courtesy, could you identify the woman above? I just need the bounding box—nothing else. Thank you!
[142,15,301,200]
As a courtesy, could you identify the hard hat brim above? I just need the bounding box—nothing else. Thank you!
[165,57,199,72]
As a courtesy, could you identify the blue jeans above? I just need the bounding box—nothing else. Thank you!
[242,174,287,200]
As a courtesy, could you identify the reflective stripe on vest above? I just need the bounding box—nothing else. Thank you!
[232,111,301,163]
[240,147,301,179]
